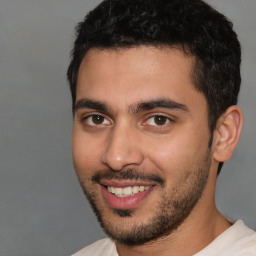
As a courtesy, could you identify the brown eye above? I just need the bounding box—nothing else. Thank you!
[83,114,111,126]
[145,115,171,126]
[92,115,105,125]
[154,116,168,125]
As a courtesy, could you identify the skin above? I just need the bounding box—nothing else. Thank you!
[72,46,243,256]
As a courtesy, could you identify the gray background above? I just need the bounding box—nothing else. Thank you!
[0,0,255,255]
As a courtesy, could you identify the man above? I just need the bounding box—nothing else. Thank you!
[67,0,256,255]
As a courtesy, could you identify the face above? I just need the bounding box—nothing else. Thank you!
[72,46,213,245]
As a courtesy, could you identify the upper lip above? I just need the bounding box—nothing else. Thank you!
[100,179,155,188]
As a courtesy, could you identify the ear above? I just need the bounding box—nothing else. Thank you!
[213,105,243,162]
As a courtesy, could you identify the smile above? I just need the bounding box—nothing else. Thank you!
[107,186,150,197]
[101,182,155,209]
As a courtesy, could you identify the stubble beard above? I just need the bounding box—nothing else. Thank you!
[80,151,212,246]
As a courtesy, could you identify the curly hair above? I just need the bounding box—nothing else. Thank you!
[67,0,241,174]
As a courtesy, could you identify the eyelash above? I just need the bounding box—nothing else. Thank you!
[143,115,173,127]
[80,113,174,128]
[80,114,112,126]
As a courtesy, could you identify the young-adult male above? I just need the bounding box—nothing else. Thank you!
[67,0,256,255]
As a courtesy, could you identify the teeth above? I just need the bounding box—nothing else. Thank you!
[115,188,122,196]
[123,186,132,196]
[133,186,139,194]
[107,185,150,197]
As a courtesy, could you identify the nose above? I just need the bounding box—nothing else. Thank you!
[101,123,144,171]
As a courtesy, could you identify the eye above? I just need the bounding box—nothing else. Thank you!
[144,115,171,126]
[83,114,111,126]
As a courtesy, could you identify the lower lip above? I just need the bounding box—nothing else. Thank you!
[101,186,154,209]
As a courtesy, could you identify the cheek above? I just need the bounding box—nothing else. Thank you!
[72,130,101,176]
[147,142,188,177]
[145,131,208,177]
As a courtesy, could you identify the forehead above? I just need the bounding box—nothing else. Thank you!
[76,46,206,112]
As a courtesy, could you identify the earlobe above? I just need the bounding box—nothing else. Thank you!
[213,105,243,162]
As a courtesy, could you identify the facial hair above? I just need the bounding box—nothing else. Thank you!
[79,150,211,246]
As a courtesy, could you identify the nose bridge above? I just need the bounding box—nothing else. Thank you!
[101,121,144,170]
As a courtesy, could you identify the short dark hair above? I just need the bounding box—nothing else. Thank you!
[67,0,241,174]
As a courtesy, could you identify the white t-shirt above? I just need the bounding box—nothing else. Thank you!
[71,220,256,256]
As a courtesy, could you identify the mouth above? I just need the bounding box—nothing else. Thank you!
[107,185,150,197]
[100,180,155,210]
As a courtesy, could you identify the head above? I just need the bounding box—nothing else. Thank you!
[68,0,243,247]
[67,0,241,175]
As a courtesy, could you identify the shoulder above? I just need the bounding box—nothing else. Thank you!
[71,238,118,256]
[195,220,256,256]
[231,221,256,255]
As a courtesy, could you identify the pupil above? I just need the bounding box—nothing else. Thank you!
[154,116,166,125]
[92,115,104,124]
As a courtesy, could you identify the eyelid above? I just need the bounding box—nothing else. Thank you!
[79,112,112,126]
[143,114,174,127]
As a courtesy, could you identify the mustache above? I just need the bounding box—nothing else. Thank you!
[91,168,165,187]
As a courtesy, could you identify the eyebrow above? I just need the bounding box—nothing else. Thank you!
[130,98,189,114]
[74,98,189,115]
[74,99,110,113]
